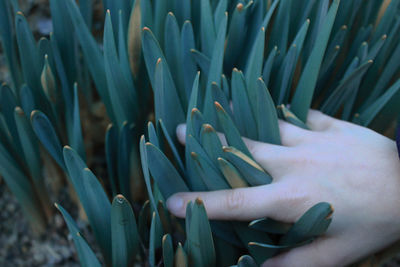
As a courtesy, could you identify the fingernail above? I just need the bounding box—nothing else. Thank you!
[167,195,184,214]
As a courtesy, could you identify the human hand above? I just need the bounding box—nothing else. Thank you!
[166,109,400,266]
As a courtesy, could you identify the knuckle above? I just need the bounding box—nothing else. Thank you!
[225,189,246,213]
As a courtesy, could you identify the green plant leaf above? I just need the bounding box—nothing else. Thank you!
[217,157,248,188]
[262,46,278,87]
[190,49,210,76]
[181,21,197,99]
[111,194,139,267]
[256,78,281,144]
[105,124,118,196]
[186,199,216,267]
[191,151,229,191]
[321,60,373,116]
[174,242,188,267]
[1,84,23,155]
[31,110,65,170]
[244,27,265,120]
[64,0,113,120]
[214,102,252,158]
[291,0,340,122]
[163,234,174,267]
[164,12,186,110]
[63,146,111,264]
[277,104,309,129]
[203,13,227,126]
[145,142,189,199]
[231,69,257,139]
[69,83,86,161]
[81,168,112,264]
[354,79,400,127]
[200,0,216,58]
[200,123,223,166]
[237,255,258,267]
[117,122,133,201]
[104,11,136,126]
[249,218,292,234]
[223,146,272,186]
[55,204,101,267]
[280,202,333,246]
[158,119,185,175]
[142,27,185,137]
[0,141,45,233]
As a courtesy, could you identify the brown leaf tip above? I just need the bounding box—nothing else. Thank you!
[237,3,244,11]
[195,198,203,205]
[326,205,334,219]
[203,124,214,132]
[214,101,223,110]
[156,58,162,64]
[15,106,24,115]
[143,26,150,31]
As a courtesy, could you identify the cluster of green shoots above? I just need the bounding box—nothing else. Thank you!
[0,0,399,266]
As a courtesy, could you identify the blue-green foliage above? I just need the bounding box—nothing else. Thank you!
[0,0,399,266]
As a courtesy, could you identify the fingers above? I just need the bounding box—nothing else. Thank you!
[167,182,305,222]
[278,119,312,146]
[263,236,338,267]
[306,109,339,132]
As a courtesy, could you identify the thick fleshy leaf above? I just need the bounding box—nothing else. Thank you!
[0,141,45,233]
[158,119,185,175]
[111,194,139,267]
[249,218,292,234]
[81,168,112,264]
[145,142,188,199]
[117,122,133,200]
[223,146,272,186]
[165,12,186,109]
[186,199,216,267]
[200,124,223,165]
[217,157,248,188]
[291,0,340,122]
[321,60,373,116]
[355,79,400,127]
[231,69,257,139]
[256,78,281,144]
[105,124,118,196]
[64,0,112,119]
[174,242,188,267]
[190,49,210,76]
[280,202,333,246]
[63,146,111,264]
[104,11,136,126]
[203,13,227,126]
[181,21,197,99]
[237,255,258,267]
[191,152,229,191]
[55,204,101,267]
[200,0,216,58]
[214,102,252,158]
[162,234,174,267]
[69,83,86,161]
[277,104,309,130]
[31,110,65,170]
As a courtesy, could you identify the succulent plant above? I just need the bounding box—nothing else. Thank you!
[0,0,399,266]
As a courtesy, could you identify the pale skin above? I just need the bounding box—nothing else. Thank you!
[166,109,400,267]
